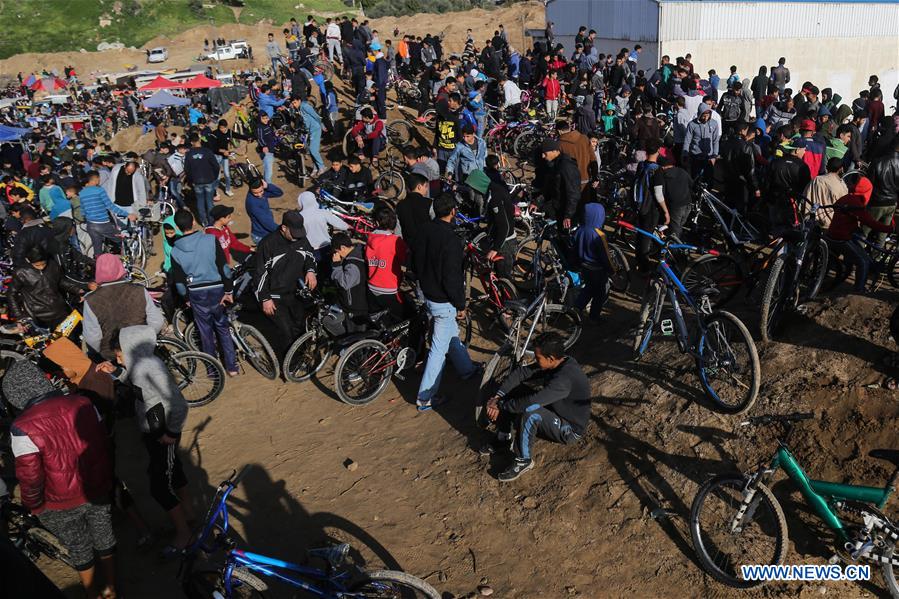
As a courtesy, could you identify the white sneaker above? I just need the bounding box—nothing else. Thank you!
[224,190,234,197]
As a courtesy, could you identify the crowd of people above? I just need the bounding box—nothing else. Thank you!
[0,11,897,598]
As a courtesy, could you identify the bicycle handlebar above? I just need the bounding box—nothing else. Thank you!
[741,412,814,427]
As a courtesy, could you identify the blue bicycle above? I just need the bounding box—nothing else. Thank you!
[180,468,441,598]
[618,221,761,414]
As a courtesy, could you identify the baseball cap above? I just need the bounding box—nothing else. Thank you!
[799,119,817,132]
[282,210,306,239]
[210,205,234,222]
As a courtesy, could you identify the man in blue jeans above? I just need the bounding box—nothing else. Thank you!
[412,193,480,410]
[256,112,280,184]
[169,209,239,376]
[184,133,219,227]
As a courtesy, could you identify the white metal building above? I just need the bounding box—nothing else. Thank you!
[545,0,899,101]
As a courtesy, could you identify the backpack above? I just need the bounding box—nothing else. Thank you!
[721,93,742,122]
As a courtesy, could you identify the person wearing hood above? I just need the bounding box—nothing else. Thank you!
[683,103,720,181]
[329,232,369,329]
[5,359,116,599]
[740,78,754,122]
[614,84,631,118]
[575,94,597,134]
[751,67,768,113]
[83,252,164,361]
[169,209,239,376]
[466,169,515,278]
[297,190,349,265]
[804,157,848,227]
[574,202,612,322]
[817,106,836,139]
[109,325,192,555]
[827,176,895,292]
[768,138,812,228]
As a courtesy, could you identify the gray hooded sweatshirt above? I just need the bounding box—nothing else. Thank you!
[118,325,188,436]
[683,104,721,159]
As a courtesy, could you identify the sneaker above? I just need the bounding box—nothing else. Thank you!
[416,395,449,412]
[224,190,234,197]
[478,435,511,456]
[498,459,534,482]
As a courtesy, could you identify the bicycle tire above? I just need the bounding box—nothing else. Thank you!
[822,245,849,293]
[349,569,441,599]
[798,238,828,302]
[476,346,516,428]
[696,311,761,414]
[607,242,631,293]
[155,336,189,362]
[187,569,265,599]
[374,170,406,201]
[237,324,279,380]
[183,321,202,351]
[632,280,662,358]
[524,304,582,350]
[512,130,539,160]
[166,351,226,408]
[690,474,787,589]
[681,253,743,308]
[386,120,414,146]
[333,339,394,406]
[882,543,899,599]
[759,256,788,342]
[129,266,151,287]
[172,308,192,340]
[283,330,331,382]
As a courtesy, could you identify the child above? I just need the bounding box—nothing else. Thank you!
[601,102,618,134]
[573,203,612,322]
[365,207,408,322]
[484,154,506,189]
[205,205,253,265]
[542,70,562,121]
[330,232,369,332]
[323,80,341,140]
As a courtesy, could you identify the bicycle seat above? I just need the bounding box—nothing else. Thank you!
[308,543,349,568]
[869,449,899,468]
[503,299,529,315]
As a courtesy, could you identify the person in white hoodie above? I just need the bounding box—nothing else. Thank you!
[297,190,349,265]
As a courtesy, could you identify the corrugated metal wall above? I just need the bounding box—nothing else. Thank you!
[659,1,899,40]
[547,0,660,41]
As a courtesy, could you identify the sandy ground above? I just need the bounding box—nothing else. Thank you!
[0,2,545,80]
[4,3,899,598]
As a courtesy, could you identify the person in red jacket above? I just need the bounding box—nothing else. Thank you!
[798,119,826,177]
[5,360,116,599]
[205,204,253,264]
[349,107,386,165]
[826,176,895,292]
[366,206,408,321]
[542,70,562,121]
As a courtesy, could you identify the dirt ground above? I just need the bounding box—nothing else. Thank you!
[4,3,899,598]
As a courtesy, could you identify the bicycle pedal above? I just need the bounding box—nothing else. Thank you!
[660,319,675,335]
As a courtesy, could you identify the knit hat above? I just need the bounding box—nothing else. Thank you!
[541,139,561,154]
[95,253,126,285]
[465,169,491,194]
[2,359,56,410]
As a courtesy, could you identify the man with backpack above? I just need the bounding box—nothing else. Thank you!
[719,81,746,133]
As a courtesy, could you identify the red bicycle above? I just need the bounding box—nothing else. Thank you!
[463,232,518,342]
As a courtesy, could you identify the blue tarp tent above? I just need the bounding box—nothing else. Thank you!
[142,90,190,109]
[0,124,30,142]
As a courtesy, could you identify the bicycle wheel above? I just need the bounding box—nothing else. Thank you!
[632,280,663,358]
[187,569,266,599]
[236,324,279,380]
[386,144,405,169]
[350,570,441,599]
[822,245,849,293]
[883,543,899,599]
[681,253,743,308]
[172,309,192,340]
[333,339,394,406]
[512,130,540,160]
[183,321,202,351]
[165,351,226,407]
[129,266,151,287]
[524,304,582,350]
[759,256,789,342]
[476,346,516,428]
[696,311,761,414]
[607,242,631,293]
[386,120,414,146]
[797,238,828,302]
[155,336,189,362]
[375,170,406,201]
[690,475,788,589]
[283,330,331,382]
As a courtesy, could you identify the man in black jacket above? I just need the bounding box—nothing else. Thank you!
[396,173,433,251]
[207,119,234,198]
[714,121,760,215]
[9,247,92,329]
[767,139,812,229]
[252,210,318,357]
[413,193,479,411]
[865,136,899,244]
[184,133,220,226]
[536,139,581,231]
[482,333,590,482]
[465,169,515,278]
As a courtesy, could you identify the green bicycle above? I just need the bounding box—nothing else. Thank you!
[691,412,899,596]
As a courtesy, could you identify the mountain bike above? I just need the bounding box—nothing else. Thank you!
[623,221,761,414]
[691,412,899,596]
[1,500,72,566]
[462,231,518,341]
[758,199,828,342]
[184,303,279,380]
[475,290,582,428]
[823,232,899,293]
[180,468,441,599]
[154,336,226,408]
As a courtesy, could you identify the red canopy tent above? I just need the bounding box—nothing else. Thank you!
[181,74,222,89]
[29,77,67,91]
[138,75,180,92]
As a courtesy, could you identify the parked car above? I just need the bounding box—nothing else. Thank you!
[146,47,168,63]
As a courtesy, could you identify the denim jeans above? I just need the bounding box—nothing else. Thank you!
[168,178,184,208]
[417,300,476,403]
[262,152,276,184]
[193,182,217,227]
[86,221,121,257]
[215,155,231,193]
[187,287,237,372]
[308,129,324,171]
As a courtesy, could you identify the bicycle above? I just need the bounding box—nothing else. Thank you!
[183,303,280,380]
[475,290,582,428]
[623,221,761,414]
[461,231,518,341]
[823,232,899,293]
[691,412,899,596]
[1,500,72,567]
[180,467,441,599]
[154,335,226,408]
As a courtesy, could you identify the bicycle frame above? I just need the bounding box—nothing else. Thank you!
[505,292,549,363]
[755,445,894,544]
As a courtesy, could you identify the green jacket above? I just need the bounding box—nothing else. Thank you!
[161,214,182,272]
[825,138,848,162]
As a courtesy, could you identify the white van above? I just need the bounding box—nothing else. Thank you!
[147,48,168,63]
